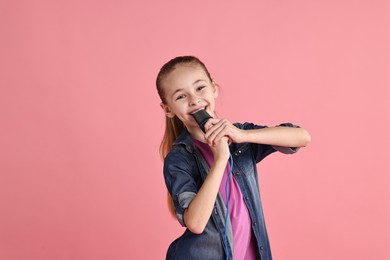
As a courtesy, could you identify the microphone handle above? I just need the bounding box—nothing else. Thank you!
[192,110,213,133]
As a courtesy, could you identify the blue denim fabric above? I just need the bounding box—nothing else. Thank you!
[163,122,298,260]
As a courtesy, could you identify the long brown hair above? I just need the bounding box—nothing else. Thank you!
[156,56,213,217]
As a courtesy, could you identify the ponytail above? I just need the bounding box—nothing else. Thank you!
[159,116,184,159]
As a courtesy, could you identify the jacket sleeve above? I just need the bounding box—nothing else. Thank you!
[237,122,300,163]
[236,122,277,163]
[163,150,197,227]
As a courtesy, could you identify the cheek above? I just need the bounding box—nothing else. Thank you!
[169,103,184,115]
[207,93,217,104]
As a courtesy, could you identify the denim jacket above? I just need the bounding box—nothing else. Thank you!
[163,122,298,260]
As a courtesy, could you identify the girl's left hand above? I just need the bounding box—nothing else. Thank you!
[204,118,244,146]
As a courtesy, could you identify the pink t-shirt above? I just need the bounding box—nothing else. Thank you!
[193,138,258,260]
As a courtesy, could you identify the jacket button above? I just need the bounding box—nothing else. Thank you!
[260,246,263,251]
[253,222,257,226]
[236,172,241,176]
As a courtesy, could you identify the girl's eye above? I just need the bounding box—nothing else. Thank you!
[175,95,185,100]
[197,86,206,91]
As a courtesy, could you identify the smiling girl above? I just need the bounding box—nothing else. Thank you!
[156,56,310,260]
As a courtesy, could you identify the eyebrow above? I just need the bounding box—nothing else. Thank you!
[171,79,207,97]
[193,79,206,85]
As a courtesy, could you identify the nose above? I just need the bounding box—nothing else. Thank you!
[188,94,200,106]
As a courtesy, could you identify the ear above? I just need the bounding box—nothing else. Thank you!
[212,79,219,99]
[160,102,175,118]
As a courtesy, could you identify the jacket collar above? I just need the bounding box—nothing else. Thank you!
[173,128,195,154]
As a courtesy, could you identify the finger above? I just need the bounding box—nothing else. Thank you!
[212,124,229,144]
[206,122,226,145]
[204,119,221,138]
[205,118,221,129]
[211,120,237,145]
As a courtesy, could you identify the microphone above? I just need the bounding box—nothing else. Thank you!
[192,109,212,133]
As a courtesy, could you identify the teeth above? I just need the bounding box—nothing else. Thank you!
[192,107,205,114]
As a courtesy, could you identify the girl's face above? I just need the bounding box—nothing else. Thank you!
[160,63,218,133]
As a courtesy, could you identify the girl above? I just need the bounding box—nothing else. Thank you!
[156,56,311,260]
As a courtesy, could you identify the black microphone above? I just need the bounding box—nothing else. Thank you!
[192,110,213,133]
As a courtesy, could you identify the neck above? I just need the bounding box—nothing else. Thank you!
[187,126,206,143]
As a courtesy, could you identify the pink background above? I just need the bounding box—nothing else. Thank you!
[1,0,389,259]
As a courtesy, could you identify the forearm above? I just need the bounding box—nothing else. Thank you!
[242,126,311,148]
[183,157,228,234]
